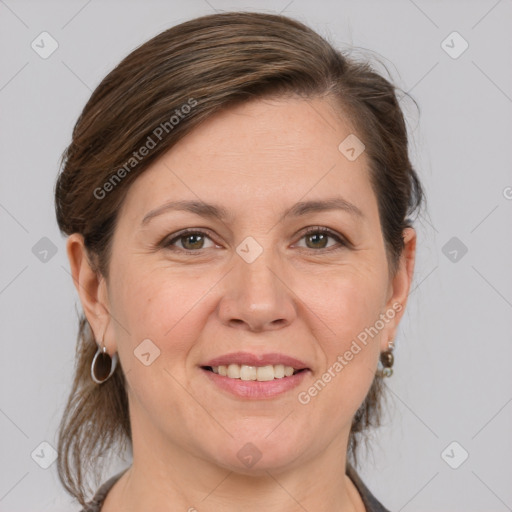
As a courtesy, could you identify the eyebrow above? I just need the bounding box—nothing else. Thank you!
[141,197,364,226]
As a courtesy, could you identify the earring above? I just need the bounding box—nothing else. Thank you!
[378,339,394,378]
[91,335,118,384]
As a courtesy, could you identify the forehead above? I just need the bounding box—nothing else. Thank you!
[119,96,377,225]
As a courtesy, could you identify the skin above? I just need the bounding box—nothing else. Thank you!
[67,95,416,512]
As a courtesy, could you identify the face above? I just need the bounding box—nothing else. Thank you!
[72,95,415,475]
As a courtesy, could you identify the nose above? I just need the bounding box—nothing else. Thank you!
[217,245,297,333]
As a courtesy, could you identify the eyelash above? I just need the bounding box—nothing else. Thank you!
[162,227,348,254]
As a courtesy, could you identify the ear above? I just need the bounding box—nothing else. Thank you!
[66,233,114,353]
[381,227,417,350]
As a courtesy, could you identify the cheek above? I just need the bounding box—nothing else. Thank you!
[307,263,388,347]
[296,265,386,407]
[111,252,388,373]
[109,267,213,432]
[109,258,233,382]
[295,276,383,435]
[114,271,207,352]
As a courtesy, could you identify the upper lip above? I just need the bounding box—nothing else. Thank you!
[202,352,309,370]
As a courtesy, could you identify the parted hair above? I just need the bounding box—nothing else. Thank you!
[54,10,425,507]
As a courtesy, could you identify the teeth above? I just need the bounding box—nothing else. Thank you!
[211,363,300,381]
[274,364,285,378]
[227,363,240,378]
[257,365,274,381]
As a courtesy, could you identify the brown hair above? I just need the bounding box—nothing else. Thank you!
[54,11,425,506]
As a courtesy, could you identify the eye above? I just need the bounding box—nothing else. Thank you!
[162,227,348,253]
[295,227,347,251]
[163,229,217,251]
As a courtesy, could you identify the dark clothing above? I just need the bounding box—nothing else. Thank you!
[80,463,390,511]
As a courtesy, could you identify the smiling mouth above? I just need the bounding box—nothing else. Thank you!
[202,364,307,382]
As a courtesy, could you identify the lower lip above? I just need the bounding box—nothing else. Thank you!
[201,368,310,399]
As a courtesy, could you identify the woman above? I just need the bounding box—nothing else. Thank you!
[55,11,424,512]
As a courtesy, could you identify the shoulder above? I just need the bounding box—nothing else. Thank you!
[78,469,128,512]
[346,463,392,512]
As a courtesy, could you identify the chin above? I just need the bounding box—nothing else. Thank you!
[204,431,308,475]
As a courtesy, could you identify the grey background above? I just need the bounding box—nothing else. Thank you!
[1,0,511,510]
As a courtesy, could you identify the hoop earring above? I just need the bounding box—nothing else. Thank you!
[378,339,394,378]
[91,336,118,384]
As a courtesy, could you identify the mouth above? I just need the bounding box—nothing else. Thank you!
[201,364,308,382]
[199,352,311,399]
